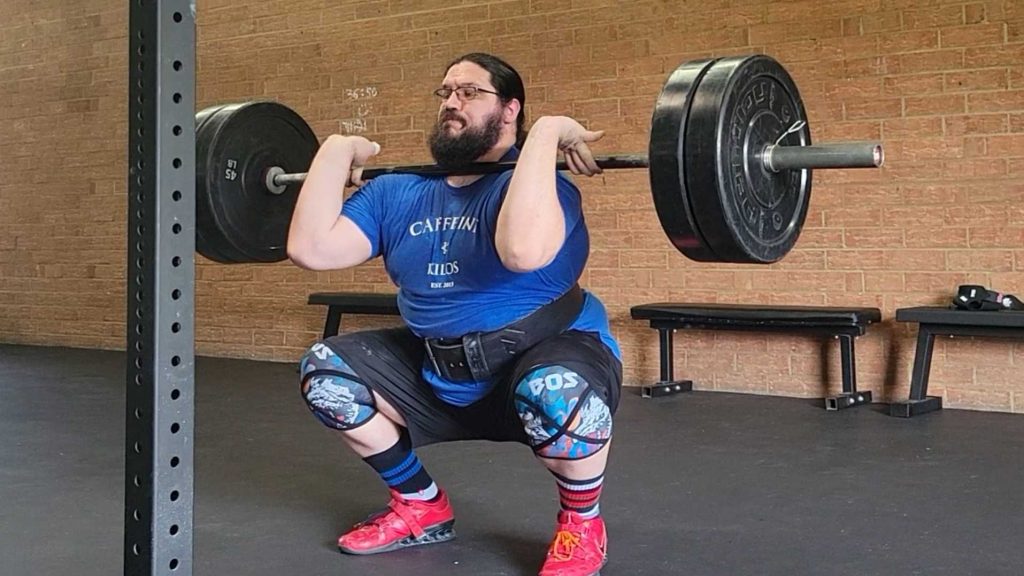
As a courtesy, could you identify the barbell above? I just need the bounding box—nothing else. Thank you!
[194,54,884,265]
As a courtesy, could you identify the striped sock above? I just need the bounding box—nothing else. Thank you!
[363,430,438,501]
[553,472,604,519]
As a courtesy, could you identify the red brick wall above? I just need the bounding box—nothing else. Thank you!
[2,0,1023,413]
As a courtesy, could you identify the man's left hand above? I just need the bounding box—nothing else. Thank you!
[537,116,605,177]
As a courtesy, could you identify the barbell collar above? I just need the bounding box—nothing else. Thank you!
[762,142,884,173]
[264,166,288,195]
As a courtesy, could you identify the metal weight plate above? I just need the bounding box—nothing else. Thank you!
[190,103,243,262]
[684,54,811,264]
[648,58,719,262]
[196,101,319,263]
[196,103,259,264]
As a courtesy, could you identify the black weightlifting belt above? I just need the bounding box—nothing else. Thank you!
[423,284,584,383]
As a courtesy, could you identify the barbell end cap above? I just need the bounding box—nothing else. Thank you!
[265,166,287,195]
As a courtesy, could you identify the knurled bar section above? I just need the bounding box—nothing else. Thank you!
[126,2,196,575]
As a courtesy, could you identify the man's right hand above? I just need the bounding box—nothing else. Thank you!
[322,134,381,187]
[286,134,379,271]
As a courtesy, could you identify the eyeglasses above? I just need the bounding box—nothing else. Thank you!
[432,85,501,101]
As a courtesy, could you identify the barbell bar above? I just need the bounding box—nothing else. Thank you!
[263,155,654,194]
[194,54,886,265]
[263,142,882,193]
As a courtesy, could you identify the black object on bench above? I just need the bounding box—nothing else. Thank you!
[307,292,400,339]
[630,303,882,410]
[891,306,1024,418]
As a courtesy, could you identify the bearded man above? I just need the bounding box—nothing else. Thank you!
[287,52,621,576]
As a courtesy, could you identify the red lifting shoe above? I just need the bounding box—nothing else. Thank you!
[337,489,456,555]
[538,510,608,576]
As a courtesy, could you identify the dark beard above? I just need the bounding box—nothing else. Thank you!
[428,110,503,168]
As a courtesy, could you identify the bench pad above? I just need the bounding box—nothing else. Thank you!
[896,306,1024,328]
[307,292,399,315]
[631,303,881,327]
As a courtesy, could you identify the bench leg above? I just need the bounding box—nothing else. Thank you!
[659,327,673,382]
[642,328,692,398]
[322,307,343,340]
[889,324,943,417]
[908,325,936,400]
[825,334,871,411]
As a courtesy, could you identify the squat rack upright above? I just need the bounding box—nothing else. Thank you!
[125,2,196,575]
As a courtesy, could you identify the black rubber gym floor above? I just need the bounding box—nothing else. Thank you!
[3,343,1023,575]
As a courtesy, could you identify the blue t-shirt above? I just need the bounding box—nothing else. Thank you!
[341,149,621,406]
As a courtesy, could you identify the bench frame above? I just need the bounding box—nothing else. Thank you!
[645,319,872,410]
[891,307,1024,417]
[306,293,400,339]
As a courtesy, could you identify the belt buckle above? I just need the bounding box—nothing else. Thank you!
[423,338,444,377]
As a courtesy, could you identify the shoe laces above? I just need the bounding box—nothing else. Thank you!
[549,530,583,561]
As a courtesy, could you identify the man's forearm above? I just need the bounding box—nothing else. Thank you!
[497,118,566,272]
[287,135,355,252]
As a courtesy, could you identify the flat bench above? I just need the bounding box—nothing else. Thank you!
[891,306,1024,418]
[630,303,882,410]
[307,292,400,339]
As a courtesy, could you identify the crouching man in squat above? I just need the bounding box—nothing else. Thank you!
[287,52,622,576]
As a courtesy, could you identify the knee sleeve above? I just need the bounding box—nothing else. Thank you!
[299,342,376,430]
[514,364,612,460]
